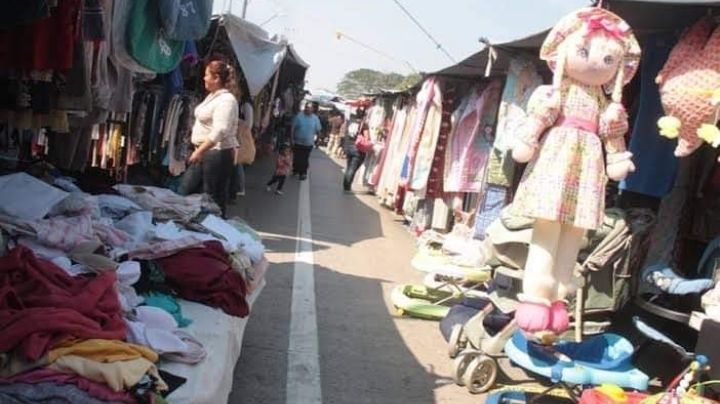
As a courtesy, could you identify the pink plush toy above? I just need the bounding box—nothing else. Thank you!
[656,18,720,158]
[509,7,641,341]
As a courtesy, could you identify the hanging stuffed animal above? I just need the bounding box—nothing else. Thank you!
[509,7,640,341]
[656,18,720,158]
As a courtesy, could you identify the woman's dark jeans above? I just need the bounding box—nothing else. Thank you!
[178,148,234,215]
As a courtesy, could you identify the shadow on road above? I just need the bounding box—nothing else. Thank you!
[229,259,442,404]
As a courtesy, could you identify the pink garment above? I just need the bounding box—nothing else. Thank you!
[29,215,95,251]
[557,115,599,133]
[444,81,502,193]
[401,77,438,186]
[0,368,136,403]
[28,216,130,252]
[247,256,269,293]
[370,117,397,186]
[127,237,206,261]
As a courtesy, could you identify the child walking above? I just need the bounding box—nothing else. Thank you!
[266,145,292,195]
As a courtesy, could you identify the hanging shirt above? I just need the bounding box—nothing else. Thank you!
[191,89,239,150]
[292,113,322,146]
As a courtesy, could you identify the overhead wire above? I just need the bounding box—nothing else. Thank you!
[389,0,457,63]
[335,31,418,73]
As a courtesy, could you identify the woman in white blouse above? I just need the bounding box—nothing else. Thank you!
[178,60,239,216]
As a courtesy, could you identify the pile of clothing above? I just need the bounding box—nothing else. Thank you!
[0,170,267,403]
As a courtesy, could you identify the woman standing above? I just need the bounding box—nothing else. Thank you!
[178,60,239,216]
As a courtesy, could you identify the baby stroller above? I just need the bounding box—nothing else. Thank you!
[439,207,655,394]
[392,225,492,321]
[441,266,521,394]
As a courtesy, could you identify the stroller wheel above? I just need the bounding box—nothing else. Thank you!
[448,325,465,359]
[463,355,497,394]
[452,350,480,386]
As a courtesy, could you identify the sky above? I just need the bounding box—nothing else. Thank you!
[213,0,591,92]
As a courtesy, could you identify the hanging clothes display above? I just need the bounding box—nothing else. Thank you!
[371,97,406,189]
[408,79,443,192]
[400,78,439,186]
[377,104,414,206]
[425,86,456,198]
[162,94,198,176]
[444,80,502,194]
[620,33,680,198]
[0,0,82,71]
[487,57,543,187]
[359,104,384,187]
[493,57,542,153]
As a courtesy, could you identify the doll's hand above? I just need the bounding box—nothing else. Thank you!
[603,102,628,122]
[606,152,635,181]
[511,140,536,163]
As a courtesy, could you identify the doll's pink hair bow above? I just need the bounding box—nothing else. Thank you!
[579,13,628,41]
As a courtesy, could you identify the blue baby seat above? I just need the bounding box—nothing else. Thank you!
[504,331,649,391]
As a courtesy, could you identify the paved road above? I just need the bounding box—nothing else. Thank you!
[227,149,478,404]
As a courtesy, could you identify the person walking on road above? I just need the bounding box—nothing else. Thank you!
[343,126,369,193]
[266,145,292,195]
[327,110,346,157]
[179,59,239,217]
[291,101,322,181]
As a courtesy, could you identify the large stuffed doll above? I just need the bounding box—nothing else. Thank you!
[509,7,641,340]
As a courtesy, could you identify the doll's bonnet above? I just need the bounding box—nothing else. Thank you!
[539,7,641,102]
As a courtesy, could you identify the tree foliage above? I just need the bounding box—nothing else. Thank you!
[337,69,421,98]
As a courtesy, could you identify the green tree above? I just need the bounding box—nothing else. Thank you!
[397,73,422,91]
[336,69,418,98]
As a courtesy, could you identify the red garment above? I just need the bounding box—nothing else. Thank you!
[0,247,126,361]
[0,0,81,70]
[0,368,136,403]
[275,154,292,176]
[426,87,456,199]
[156,241,249,317]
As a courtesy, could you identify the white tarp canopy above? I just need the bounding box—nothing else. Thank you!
[221,14,287,96]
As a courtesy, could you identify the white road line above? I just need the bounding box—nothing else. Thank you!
[286,178,322,404]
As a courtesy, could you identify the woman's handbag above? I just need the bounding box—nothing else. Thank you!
[354,134,374,154]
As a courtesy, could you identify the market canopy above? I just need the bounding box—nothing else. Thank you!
[433,30,549,79]
[604,0,720,32]
[434,0,720,81]
[220,14,288,96]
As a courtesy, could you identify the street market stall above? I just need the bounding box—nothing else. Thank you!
[0,2,305,403]
[339,1,720,401]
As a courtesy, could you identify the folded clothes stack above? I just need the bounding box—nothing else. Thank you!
[0,171,269,403]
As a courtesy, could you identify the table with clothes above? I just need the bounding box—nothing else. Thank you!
[0,169,268,404]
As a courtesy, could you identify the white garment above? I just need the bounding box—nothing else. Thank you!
[0,173,68,220]
[114,211,155,248]
[117,261,141,285]
[125,306,207,363]
[116,260,143,312]
[200,215,265,262]
[51,256,73,271]
[50,255,93,277]
[191,89,239,150]
[97,194,142,213]
[17,238,67,260]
